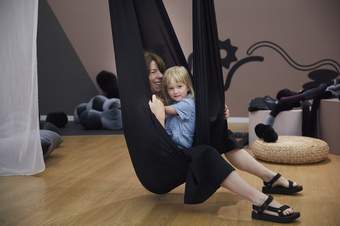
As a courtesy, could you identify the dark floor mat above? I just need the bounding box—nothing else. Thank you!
[45,121,124,136]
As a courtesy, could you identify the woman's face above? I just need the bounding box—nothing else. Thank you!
[148,60,163,94]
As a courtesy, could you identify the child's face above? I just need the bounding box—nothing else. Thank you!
[167,80,189,102]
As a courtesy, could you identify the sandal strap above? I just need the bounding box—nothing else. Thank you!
[280,205,290,212]
[288,180,293,188]
[266,205,291,216]
[278,205,291,216]
[263,173,281,187]
[253,195,273,213]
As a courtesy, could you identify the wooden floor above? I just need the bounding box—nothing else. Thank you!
[1,135,340,226]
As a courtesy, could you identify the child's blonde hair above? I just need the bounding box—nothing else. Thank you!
[162,66,194,104]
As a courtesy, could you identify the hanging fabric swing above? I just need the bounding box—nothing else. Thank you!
[108,0,238,204]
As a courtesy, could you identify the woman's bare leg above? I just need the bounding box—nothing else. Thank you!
[221,171,294,215]
[225,149,298,187]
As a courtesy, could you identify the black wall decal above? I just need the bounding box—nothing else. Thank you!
[224,56,264,91]
[246,41,340,90]
[247,41,340,72]
[219,39,238,69]
[187,38,238,72]
[187,37,340,93]
[187,38,263,92]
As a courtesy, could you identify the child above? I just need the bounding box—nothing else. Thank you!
[160,66,195,149]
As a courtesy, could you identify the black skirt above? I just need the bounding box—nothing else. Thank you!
[223,129,242,154]
[183,144,235,204]
[182,126,240,204]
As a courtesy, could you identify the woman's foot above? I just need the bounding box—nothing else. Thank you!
[254,194,294,216]
[263,173,303,195]
[252,195,300,223]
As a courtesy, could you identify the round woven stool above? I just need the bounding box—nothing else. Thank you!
[251,136,329,164]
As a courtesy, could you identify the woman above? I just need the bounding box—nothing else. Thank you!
[146,51,301,223]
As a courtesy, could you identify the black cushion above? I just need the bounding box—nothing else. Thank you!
[46,112,68,128]
[79,109,102,130]
[96,71,120,98]
[255,123,278,143]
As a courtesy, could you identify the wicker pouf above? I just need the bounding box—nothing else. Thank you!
[251,136,329,164]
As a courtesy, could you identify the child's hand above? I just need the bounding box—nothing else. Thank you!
[149,95,165,127]
[224,105,230,119]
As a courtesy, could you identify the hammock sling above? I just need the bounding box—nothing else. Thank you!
[108,0,238,204]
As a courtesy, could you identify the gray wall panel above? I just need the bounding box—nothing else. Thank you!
[37,0,98,115]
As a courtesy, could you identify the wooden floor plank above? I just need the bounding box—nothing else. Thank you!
[1,135,339,226]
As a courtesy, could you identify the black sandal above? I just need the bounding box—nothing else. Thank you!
[262,173,303,195]
[252,195,300,223]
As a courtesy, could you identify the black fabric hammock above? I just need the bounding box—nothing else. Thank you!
[108,0,238,204]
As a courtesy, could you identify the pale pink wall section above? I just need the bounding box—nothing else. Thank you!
[47,0,340,116]
[163,0,192,58]
[214,0,340,116]
[47,0,116,91]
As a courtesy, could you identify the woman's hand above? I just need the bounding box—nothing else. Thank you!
[149,95,165,127]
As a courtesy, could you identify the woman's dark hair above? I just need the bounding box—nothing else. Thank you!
[144,51,166,73]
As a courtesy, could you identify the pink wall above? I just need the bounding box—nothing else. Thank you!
[47,0,115,91]
[214,0,340,116]
[47,0,340,116]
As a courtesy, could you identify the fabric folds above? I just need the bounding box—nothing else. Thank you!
[108,0,234,203]
[0,0,45,176]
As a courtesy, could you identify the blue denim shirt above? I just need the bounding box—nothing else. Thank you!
[165,97,195,149]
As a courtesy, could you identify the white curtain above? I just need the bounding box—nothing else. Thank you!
[0,0,45,175]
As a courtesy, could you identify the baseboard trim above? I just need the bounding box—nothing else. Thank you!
[40,115,74,122]
[227,117,249,123]
[39,116,248,126]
